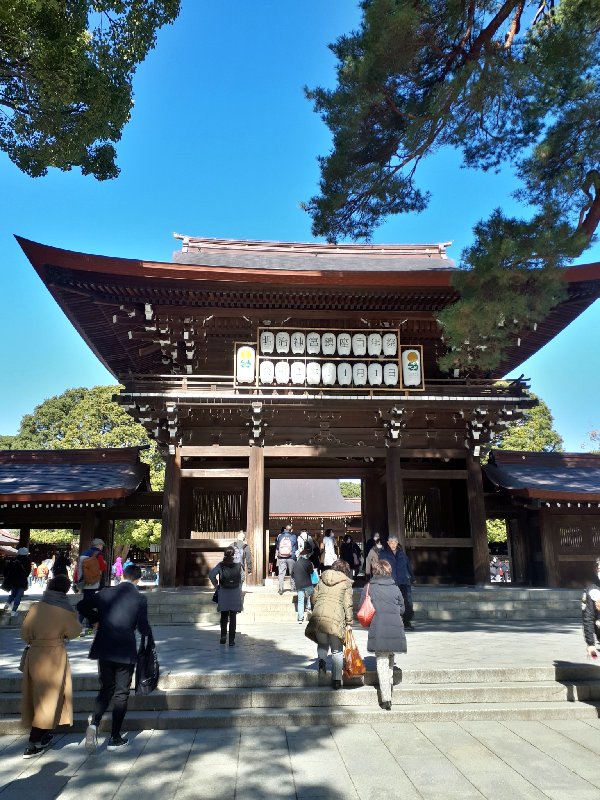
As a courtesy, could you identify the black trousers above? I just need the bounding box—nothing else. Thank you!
[399,584,414,625]
[220,610,237,640]
[29,726,50,744]
[93,660,135,737]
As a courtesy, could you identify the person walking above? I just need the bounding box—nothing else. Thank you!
[365,538,383,577]
[305,559,353,689]
[2,547,32,617]
[76,537,107,633]
[232,532,253,585]
[582,557,600,660]
[209,546,243,646]
[84,563,152,752]
[321,529,338,570]
[112,556,124,584]
[20,575,81,758]
[378,534,416,629]
[276,525,297,595]
[292,546,317,623]
[360,559,406,710]
[341,535,362,577]
[52,551,70,578]
[365,532,381,559]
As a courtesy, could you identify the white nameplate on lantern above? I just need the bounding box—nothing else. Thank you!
[402,348,422,387]
[290,361,306,385]
[306,332,321,354]
[276,331,290,354]
[291,332,306,354]
[306,362,321,385]
[352,333,367,356]
[274,361,290,384]
[260,330,275,354]
[321,362,336,385]
[259,360,274,384]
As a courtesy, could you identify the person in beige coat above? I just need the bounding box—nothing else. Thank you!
[305,559,353,689]
[20,575,81,758]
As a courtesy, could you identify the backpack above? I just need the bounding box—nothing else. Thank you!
[232,543,244,565]
[220,563,241,589]
[278,534,293,558]
[82,554,102,586]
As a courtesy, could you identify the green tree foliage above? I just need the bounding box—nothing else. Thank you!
[586,429,600,453]
[487,518,507,543]
[491,392,564,452]
[305,0,599,372]
[0,1,180,179]
[13,386,164,550]
[0,435,15,449]
[339,480,362,498]
[30,529,74,546]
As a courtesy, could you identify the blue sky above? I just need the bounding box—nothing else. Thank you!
[0,1,598,449]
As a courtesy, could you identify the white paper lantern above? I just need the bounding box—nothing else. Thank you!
[291,332,306,354]
[321,362,336,385]
[236,346,256,384]
[260,330,274,354]
[321,332,336,356]
[383,363,399,386]
[368,363,383,386]
[402,348,422,387]
[352,363,367,386]
[352,333,367,356]
[337,363,352,385]
[382,332,398,356]
[259,360,274,385]
[336,333,352,356]
[306,362,321,385]
[276,331,290,354]
[306,332,321,354]
[274,361,290,385]
[290,361,306,385]
[367,332,382,356]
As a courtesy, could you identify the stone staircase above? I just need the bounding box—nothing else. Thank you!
[1,663,599,733]
[0,586,582,628]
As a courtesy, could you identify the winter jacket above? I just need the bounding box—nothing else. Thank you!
[582,580,600,647]
[360,576,406,654]
[276,532,298,561]
[292,556,316,591]
[378,546,414,586]
[365,545,382,577]
[209,562,244,613]
[88,581,151,664]
[305,569,353,643]
[233,541,253,573]
[21,597,81,729]
[2,555,31,591]
[321,535,337,567]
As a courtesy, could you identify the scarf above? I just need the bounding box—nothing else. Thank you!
[41,590,76,614]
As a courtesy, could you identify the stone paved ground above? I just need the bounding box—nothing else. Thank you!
[3,719,600,799]
[2,604,599,798]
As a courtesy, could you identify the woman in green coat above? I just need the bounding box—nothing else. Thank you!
[305,559,353,689]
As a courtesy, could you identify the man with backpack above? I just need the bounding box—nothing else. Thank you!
[76,538,107,634]
[276,524,297,595]
[232,532,253,585]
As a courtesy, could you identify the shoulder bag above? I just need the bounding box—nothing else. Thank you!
[357,583,376,628]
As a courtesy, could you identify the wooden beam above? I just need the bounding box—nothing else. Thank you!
[160,447,181,587]
[246,446,265,585]
[265,467,374,479]
[405,538,473,548]
[263,446,382,458]
[401,469,468,480]
[386,448,406,546]
[181,468,249,478]
[181,446,250,457]
[466,451,489,585]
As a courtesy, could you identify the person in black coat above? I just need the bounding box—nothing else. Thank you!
[359,559,406,710]
[84,564,152,752]
[582,557,600,660]
[2,548,32,617]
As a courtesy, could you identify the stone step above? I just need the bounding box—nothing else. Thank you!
[1,699,598,735]
[2,679,594,717]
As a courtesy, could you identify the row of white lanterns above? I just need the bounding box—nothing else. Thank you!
[259,330,398,357]
[236,346,422,387]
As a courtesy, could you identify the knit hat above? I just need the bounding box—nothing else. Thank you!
[91,538,105,547]
[17,547,29,556]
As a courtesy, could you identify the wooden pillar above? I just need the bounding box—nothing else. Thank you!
[246,445,265,585]
[362,475,387,539]
[18,527,31,549]
[263,477,271,579]
[539,508,559,587]
[466,451,489,585]
[160,447,182,588]
[79,509,96,555]
[386,447,405,546]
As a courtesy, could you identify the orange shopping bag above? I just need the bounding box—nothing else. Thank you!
[343,628,366,680]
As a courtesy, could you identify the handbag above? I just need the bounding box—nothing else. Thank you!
[342,628,366,680]
[18,645,29,673]
[135,633,160,695]
[212,587,219,603]
[310,569,319,586]
[357,583,376,628]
